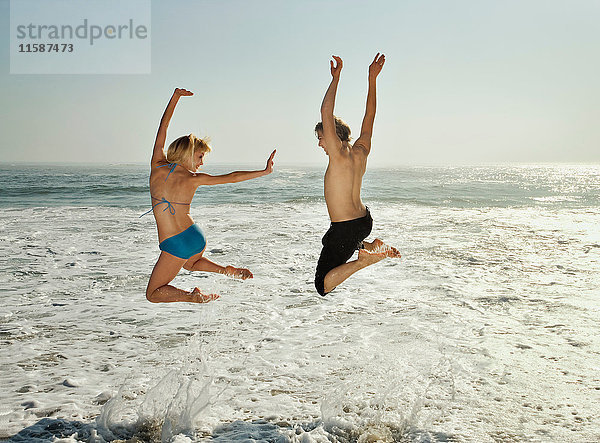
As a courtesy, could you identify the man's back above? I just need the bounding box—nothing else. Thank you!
[317,54,384,223]
[324,142,368,222]
[313,53,399,297]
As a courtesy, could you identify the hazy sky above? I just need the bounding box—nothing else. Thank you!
[1,0,599,166]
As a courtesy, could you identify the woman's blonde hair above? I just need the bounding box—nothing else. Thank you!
[166,134,211,164]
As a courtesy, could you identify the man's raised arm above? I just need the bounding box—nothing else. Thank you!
[356,53,385,155]
[320,56,344,150]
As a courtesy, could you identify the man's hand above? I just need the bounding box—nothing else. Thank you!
[174,88,193,97]
[330,55,343,79]
[368,53,385,80]
[264,149,276,174]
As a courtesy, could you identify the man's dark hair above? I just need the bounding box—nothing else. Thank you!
[315,116,351,142]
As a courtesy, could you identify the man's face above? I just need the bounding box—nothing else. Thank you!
[316,130,327,154]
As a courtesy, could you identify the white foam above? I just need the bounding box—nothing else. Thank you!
[1,202,599,441]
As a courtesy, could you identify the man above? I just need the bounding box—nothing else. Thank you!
[314,53,400,296]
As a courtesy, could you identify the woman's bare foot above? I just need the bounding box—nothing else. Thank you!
[363,238,401,258]
[224,266,254,280]
[190,287,220,303]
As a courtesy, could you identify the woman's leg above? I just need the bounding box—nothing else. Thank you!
[146,252,219,303]
[183,252,253,279]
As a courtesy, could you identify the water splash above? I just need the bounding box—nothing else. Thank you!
[96,349,214,442]
[317,353,458,443]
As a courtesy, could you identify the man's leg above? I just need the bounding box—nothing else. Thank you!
[362,238,401,256]
[322,248,395,294]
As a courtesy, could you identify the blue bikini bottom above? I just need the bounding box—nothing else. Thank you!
[159,224,206,259]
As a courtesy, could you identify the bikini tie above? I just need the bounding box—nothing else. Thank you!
[157,162,178,181]
[140,163,185,217]
[139,197,177,218]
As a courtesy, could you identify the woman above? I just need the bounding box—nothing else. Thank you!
[144,88,276,303]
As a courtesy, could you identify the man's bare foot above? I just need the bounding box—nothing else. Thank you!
[224,266,254,280]
[190,287,220,303]
[357,248,388,266]
[363,238,401,258]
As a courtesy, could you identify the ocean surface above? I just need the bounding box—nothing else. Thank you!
[0,163,599,442]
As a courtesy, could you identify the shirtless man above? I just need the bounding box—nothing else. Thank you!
[314,53,400,296]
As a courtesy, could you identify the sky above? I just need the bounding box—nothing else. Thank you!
[1,0,599,166]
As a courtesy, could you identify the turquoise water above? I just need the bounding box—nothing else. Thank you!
[1,163,599,209]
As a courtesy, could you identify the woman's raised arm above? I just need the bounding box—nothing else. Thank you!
[151,88,193,165]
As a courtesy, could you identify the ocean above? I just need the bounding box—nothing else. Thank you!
[0,163,599,442]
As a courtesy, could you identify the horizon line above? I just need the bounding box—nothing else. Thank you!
[1,160,599,168]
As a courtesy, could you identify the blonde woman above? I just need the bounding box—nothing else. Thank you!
[144,88,276,303]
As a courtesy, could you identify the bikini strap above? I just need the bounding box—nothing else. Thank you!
[156,162,177,181]
[139,197,190,218]
[141,162,184,217]
[139,197,176,218]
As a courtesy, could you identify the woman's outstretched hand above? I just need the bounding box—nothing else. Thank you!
[264,149,276,174]
[174,88,193,97]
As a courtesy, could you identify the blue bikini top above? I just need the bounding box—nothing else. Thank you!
[140,162,191,217]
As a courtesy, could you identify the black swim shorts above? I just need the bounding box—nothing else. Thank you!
[314,208,373,296]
